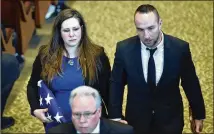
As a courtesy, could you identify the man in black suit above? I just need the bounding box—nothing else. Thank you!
[108,4,205,134]
[48,86,134,134]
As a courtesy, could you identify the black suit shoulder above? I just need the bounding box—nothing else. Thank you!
[102,118,134,134]
[164,34,189,50]
[114,36,140,58]
[117,35,139,49]
[165,34,188,44]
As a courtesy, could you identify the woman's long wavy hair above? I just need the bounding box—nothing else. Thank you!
[39,9,102,85]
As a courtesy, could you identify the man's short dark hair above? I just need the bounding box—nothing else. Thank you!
[135,4,160,21]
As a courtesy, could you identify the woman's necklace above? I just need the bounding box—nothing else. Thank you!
[68,59,74,66]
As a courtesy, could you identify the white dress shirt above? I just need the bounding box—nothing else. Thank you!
[141,32,164,85]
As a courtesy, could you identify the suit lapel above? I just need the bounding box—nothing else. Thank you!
[157,34,171,88]
[100,118,111,134]
[132,36,147,85]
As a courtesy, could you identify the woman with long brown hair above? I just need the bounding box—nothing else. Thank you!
[27,9,110,132]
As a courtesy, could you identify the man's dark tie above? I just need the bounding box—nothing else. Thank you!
[147,48,157,90]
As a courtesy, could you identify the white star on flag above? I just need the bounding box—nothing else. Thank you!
[45,93,53,105]
[54,112,63,123]
[39,95,43,106]
[46,112,53,122]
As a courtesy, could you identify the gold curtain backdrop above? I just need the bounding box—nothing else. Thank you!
[2,1,213,133]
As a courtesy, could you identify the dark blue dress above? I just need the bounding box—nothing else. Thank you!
[45,56,84,132]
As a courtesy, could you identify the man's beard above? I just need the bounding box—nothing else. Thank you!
[152,31,162,47]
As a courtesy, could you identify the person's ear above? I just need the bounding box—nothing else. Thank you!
[81,25,83,31]
[98,106,102,117]
[159,19,162,29]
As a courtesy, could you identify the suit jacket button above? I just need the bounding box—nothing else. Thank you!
[152,110,155,114]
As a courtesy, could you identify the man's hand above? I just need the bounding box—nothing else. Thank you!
[191,119,203,134]
[194,119,203,133]
[111,119,128,124]
[118,119,128,124]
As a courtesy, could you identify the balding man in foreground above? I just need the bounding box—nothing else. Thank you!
[48,86,134,134]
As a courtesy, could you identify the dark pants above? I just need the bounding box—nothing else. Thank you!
[1,83,14,116]
[132,113,184,134]
[1,53,20,116]
[149,115,184,134]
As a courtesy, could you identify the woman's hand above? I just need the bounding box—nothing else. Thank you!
[33,108,52,123]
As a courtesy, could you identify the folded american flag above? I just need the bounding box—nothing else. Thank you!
[37,80,68,123]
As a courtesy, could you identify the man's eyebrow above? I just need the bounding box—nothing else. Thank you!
[136,26,155,30]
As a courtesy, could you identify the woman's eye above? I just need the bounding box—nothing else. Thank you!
[73,28,79,31]
[63,29,70,32]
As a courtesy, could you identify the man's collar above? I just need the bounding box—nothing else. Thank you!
[91,119,100,133]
